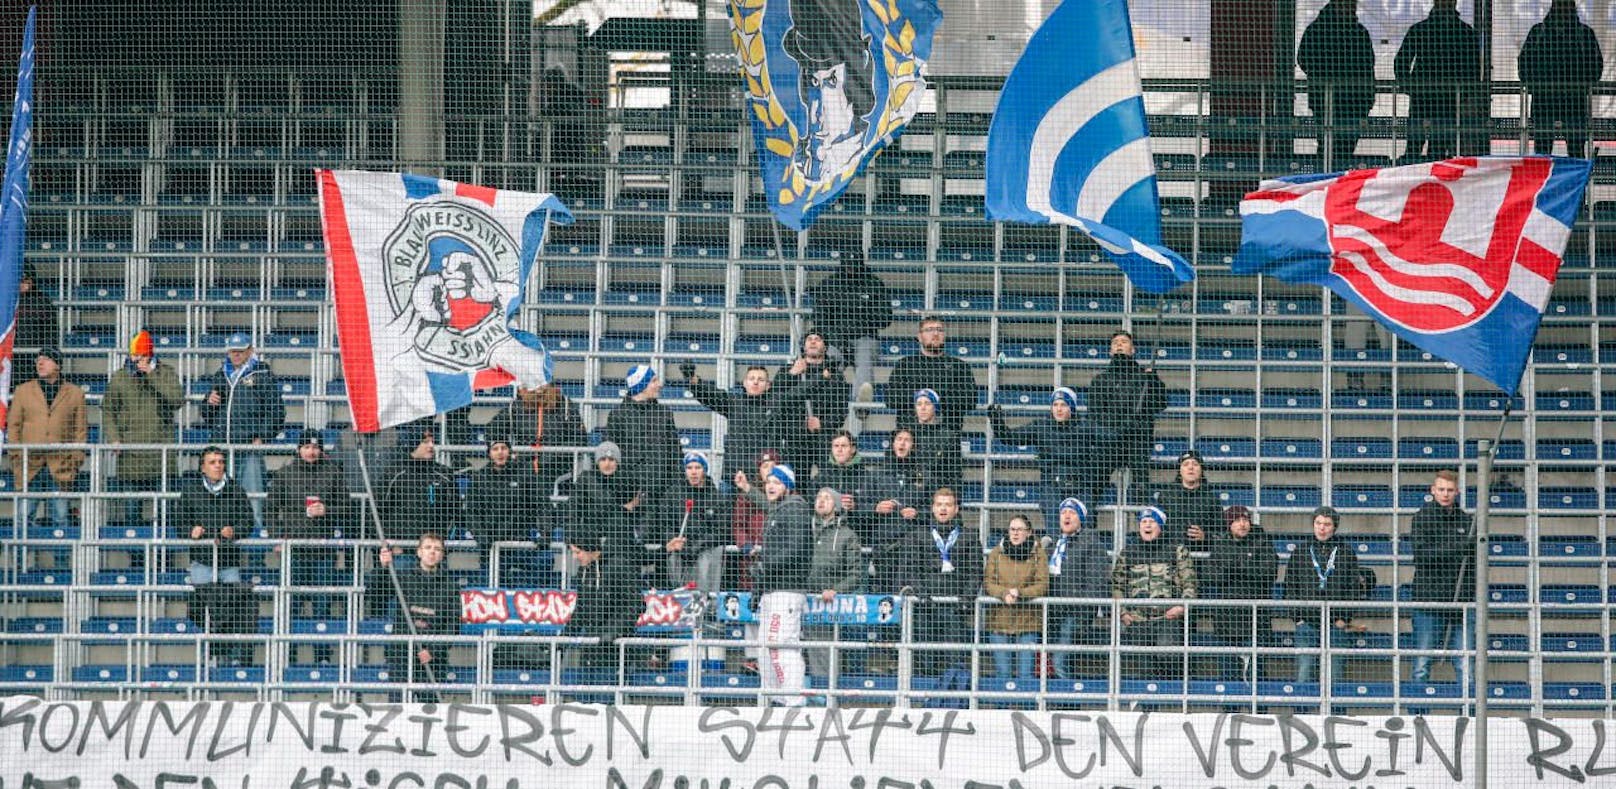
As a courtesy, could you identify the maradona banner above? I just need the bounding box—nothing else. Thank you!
[1,699,1606,787]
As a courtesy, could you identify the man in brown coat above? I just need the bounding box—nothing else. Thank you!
[6,347,88,529]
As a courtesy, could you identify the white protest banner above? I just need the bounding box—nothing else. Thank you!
[1,697,1611,788]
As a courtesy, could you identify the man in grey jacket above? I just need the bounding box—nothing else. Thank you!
[804,487,864,678]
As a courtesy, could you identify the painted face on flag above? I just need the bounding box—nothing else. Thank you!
[783,0,876,183]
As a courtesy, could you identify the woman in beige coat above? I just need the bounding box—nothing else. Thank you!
[983,514,1049,679]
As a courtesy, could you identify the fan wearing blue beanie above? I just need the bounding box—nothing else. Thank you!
[754,463,813,706]
[604,362,681,504]
[1111,504,1196,680]
[988,384,1089,535]
[1046,497,1111,677]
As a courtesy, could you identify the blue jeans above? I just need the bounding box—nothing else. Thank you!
[230,450,267,533]
[1051,608,1104,679]
[988,631,1039,680]
[19,471,73,532]
[188,562,243,585]
[1293,621,1351,683]
[1410,608,1472,683]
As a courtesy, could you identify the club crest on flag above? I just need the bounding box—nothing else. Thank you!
[317,170,572,432]
[1237,156,1592,395]
[383,200,524,370]
[729,0,942,230]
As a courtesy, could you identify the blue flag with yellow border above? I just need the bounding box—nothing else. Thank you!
[728,0,942,230]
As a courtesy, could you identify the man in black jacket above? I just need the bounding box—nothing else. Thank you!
[1154,450,1225,547]
[198,333,286,532]
[464,435,545,583]
[1394,0,1481,159]
[885,315,977,435]
[809,251,892,415]
[894,486,982,676]
[367,532,461,702]
[777,330,850,475]
[989,386,1087,535]
[1282,506,1369,683]
[1409,470,1474,683]
[754,464,813,705]
[605,365,682,503]
[1045,498,1109,678]
[486,383,588,504]
[658,451,731,594]
[566,440,658,679]
[176,446,257,666]
[1519,0,1605,157]
[1205,505,1278,680]
[268,429,353,662]
[1080,330,1167,504]
[686,363,790,478]
[378,421,461,541]
[1297,0,1376,164]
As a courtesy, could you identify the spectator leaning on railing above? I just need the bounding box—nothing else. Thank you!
[892,486,982,678]
[1045,498,1109,678]
[983,514,1048,681]
[1282,505,1369,684]
[268,429,353,664]
[1111,506,1197,680]
[175,446,256,667]
[803,486,864,678]
[367,532,460,703]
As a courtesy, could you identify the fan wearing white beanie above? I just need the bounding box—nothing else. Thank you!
[604,362,682,504]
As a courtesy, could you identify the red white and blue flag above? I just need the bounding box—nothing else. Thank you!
[0,7,34,444]
[1236,156,1591,395]
[316,170,572,432]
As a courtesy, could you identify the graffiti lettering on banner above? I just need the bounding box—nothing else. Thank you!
[7,699,1600,787]
[459,589,576,633]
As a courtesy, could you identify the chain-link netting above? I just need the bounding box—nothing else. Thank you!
[0,0,1612,784]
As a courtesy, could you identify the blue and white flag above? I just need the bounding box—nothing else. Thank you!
[1237,156,1590,395]
[985,0,1192,293]
[728,0,942,230]
[316,170,571,432]
[0,6,33,444]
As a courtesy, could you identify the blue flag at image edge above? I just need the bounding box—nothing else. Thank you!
[985,0,1192,293]
[1235,156,1591,396]
[0,6,34,444]
[728,0,942,231]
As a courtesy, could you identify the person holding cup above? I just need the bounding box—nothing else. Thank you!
[268,429,354,663]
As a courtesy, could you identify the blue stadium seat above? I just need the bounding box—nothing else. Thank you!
[1260,486,1321,509]
[1331,437,1393,459]
[1259,438,1322,460]
[1397,437,1460,460]
[1332,485,1393,509]
[1539,487,1599,510]
[1543,683,1606,702]
[73,665,129,683]
[0,666,53,683]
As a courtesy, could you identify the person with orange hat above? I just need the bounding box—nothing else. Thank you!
[103,329,184,526]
